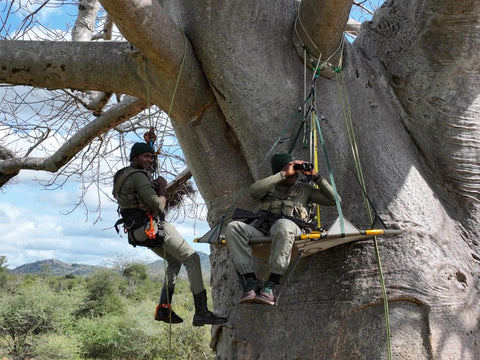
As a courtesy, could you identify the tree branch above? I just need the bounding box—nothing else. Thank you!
[71,0,100,41]
[0,40,146,97]
[0,96,147,183]
[98,0,217,123]
[294,0,354,76]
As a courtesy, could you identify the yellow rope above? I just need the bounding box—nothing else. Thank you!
[311,108,322,228]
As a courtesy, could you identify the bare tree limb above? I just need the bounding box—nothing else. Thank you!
[71,0,112,115]
[346,18,361,35]
[0,96,147,180]
[92,14,113,40]
[71,0,100,41]
[0,146,18,187]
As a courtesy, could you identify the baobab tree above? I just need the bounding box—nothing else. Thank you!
[0,0,479,359]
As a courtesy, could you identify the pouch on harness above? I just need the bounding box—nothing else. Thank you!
[114,208,165,248]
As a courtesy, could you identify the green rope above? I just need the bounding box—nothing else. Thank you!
[288,117,308,154]
[144,62,153,129]
[163,247,173,360]
[167,32,187,124]
[158,29,187,151]
[313,110,345,235]
[164,29,188,360]
[335,72,370,216]
[334,70,392,360]
[259,90,313,166]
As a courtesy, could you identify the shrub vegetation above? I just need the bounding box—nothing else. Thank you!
[0,261,216,360]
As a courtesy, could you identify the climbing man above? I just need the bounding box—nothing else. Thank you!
[223,153,339,306]
[113,142,227,326]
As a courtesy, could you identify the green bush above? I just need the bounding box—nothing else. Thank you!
[76,299,215,360]
[33,333,82,360]
[76,269,126,318]
[0,256,9,288]
[76,315,125,359]
[0,279,76,360]
[0,269,217,360]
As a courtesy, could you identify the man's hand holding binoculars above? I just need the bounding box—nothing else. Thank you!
[282,160,318,178]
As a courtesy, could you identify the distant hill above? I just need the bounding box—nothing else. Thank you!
[11,252,211,278]
[11,259,100,277]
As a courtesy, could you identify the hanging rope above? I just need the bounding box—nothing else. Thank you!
[313,111,345,235]
[259,92,313,167]
[334,69,392,360]
[142,28,187,171]
[158,29,187,151]
[308,54,325,229]
[294,19,392,356]
[141,28,188,360]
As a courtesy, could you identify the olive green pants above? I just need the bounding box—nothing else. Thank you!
[224,219,302,275]
[151,222,205,295]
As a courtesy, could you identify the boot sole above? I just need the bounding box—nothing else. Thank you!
[253,295,276,306]
[155,318,183,324]
[192,319,228,327]
[238,296,257,304]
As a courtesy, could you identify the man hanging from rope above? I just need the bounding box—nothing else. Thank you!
[113,142,227,326]
[223,153,339,306]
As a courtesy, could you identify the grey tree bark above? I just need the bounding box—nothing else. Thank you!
[0,0,478,359]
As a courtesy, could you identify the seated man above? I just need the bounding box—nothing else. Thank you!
[113,142,227,326]
[223,153,338,306]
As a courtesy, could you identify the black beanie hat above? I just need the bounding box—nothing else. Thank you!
[130,142,155,161]
[270,153,294,174]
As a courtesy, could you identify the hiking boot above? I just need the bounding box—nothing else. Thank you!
[192,290,228,327]
[154,286,183,324]
[254,281,279,306]
[238,278,262,304]
[154,303,183,324]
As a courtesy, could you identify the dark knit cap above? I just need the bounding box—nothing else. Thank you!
[270,153,294,174]
[129,142,155,160]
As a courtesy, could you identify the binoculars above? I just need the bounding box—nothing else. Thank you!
[293,163,314,171]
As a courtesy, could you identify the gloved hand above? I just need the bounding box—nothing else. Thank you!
[154,176,167,197]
